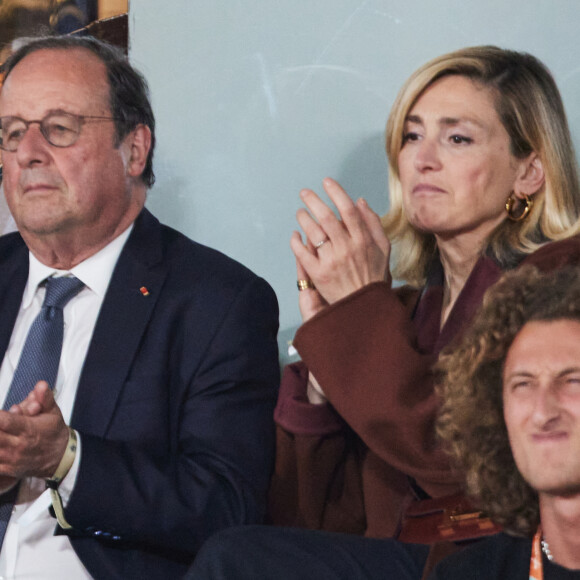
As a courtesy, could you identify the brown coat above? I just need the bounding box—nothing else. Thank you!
[269,237,580,538]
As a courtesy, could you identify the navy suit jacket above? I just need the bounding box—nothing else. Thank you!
[0,209,280,579]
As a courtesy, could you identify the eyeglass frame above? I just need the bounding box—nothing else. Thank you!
[0,111,118,152]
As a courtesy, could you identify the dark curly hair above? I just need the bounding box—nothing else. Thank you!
[1,35,155,187]
[437,265,580,536]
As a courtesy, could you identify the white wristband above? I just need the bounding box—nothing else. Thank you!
[45,427,77,530]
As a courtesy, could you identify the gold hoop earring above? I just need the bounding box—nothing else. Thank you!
[505,194,533,222]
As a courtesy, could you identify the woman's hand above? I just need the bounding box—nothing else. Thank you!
[296,253,328,322]
[291,177,391,309]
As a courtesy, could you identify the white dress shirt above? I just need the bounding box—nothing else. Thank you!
[0,225,132,580]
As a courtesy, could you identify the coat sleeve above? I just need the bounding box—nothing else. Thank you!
[293,282,460,494]
[268,362,368,534]
[269,282,462,537]
[63,275,280,556]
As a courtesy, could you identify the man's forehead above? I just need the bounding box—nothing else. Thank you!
[505,319,580,372]
[0,47,110,115]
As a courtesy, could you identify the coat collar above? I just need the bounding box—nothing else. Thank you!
[413,252,504,355]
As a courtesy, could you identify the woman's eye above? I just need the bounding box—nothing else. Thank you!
[450,135,472,145]
[402,132,420,144]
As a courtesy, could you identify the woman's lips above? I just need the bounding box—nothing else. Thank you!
[412,183,446,195]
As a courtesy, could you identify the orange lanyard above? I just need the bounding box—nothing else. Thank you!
[530,526,544,580]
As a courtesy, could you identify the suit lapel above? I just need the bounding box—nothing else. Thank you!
[71,210,168,436]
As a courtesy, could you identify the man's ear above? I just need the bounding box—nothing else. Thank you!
[124,125,152,179]
[513,153,545,200]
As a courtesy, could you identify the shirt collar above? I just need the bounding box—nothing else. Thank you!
[23,224,134,307]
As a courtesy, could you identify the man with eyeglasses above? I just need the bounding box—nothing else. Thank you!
[0,36,279,579]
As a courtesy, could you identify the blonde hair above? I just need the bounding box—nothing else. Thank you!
[383,46,580,287]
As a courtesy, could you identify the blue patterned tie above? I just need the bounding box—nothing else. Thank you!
[0,276,84,547]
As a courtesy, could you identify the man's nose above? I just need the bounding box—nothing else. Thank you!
[15,123,52,167]
[531,384,561,427]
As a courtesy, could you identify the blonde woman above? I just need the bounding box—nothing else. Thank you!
[189,46,580,580]
[270,46,580,539]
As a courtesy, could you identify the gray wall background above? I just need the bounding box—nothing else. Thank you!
[128,1,580,363]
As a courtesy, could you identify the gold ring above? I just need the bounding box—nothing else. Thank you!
[297,279,315,291]
[314,238,329,249]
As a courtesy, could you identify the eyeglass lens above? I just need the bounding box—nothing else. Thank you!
[0,113,83,151]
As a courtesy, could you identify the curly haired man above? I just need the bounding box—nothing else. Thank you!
[435,265,580,579]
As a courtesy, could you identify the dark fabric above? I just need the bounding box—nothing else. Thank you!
[428,533,580,579]
[0,209,281,580]
[187,525,430,580]
[269,236,580,539]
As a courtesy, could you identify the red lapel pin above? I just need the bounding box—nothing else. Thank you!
[140,286,150,296]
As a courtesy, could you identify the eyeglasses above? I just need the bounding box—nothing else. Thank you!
[0,112,117,152]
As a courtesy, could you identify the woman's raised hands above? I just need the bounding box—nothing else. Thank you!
[291,177,391,321]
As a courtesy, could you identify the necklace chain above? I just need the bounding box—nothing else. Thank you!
[541,538,554,562]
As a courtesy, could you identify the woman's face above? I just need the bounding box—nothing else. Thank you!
[398,75,523,243]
